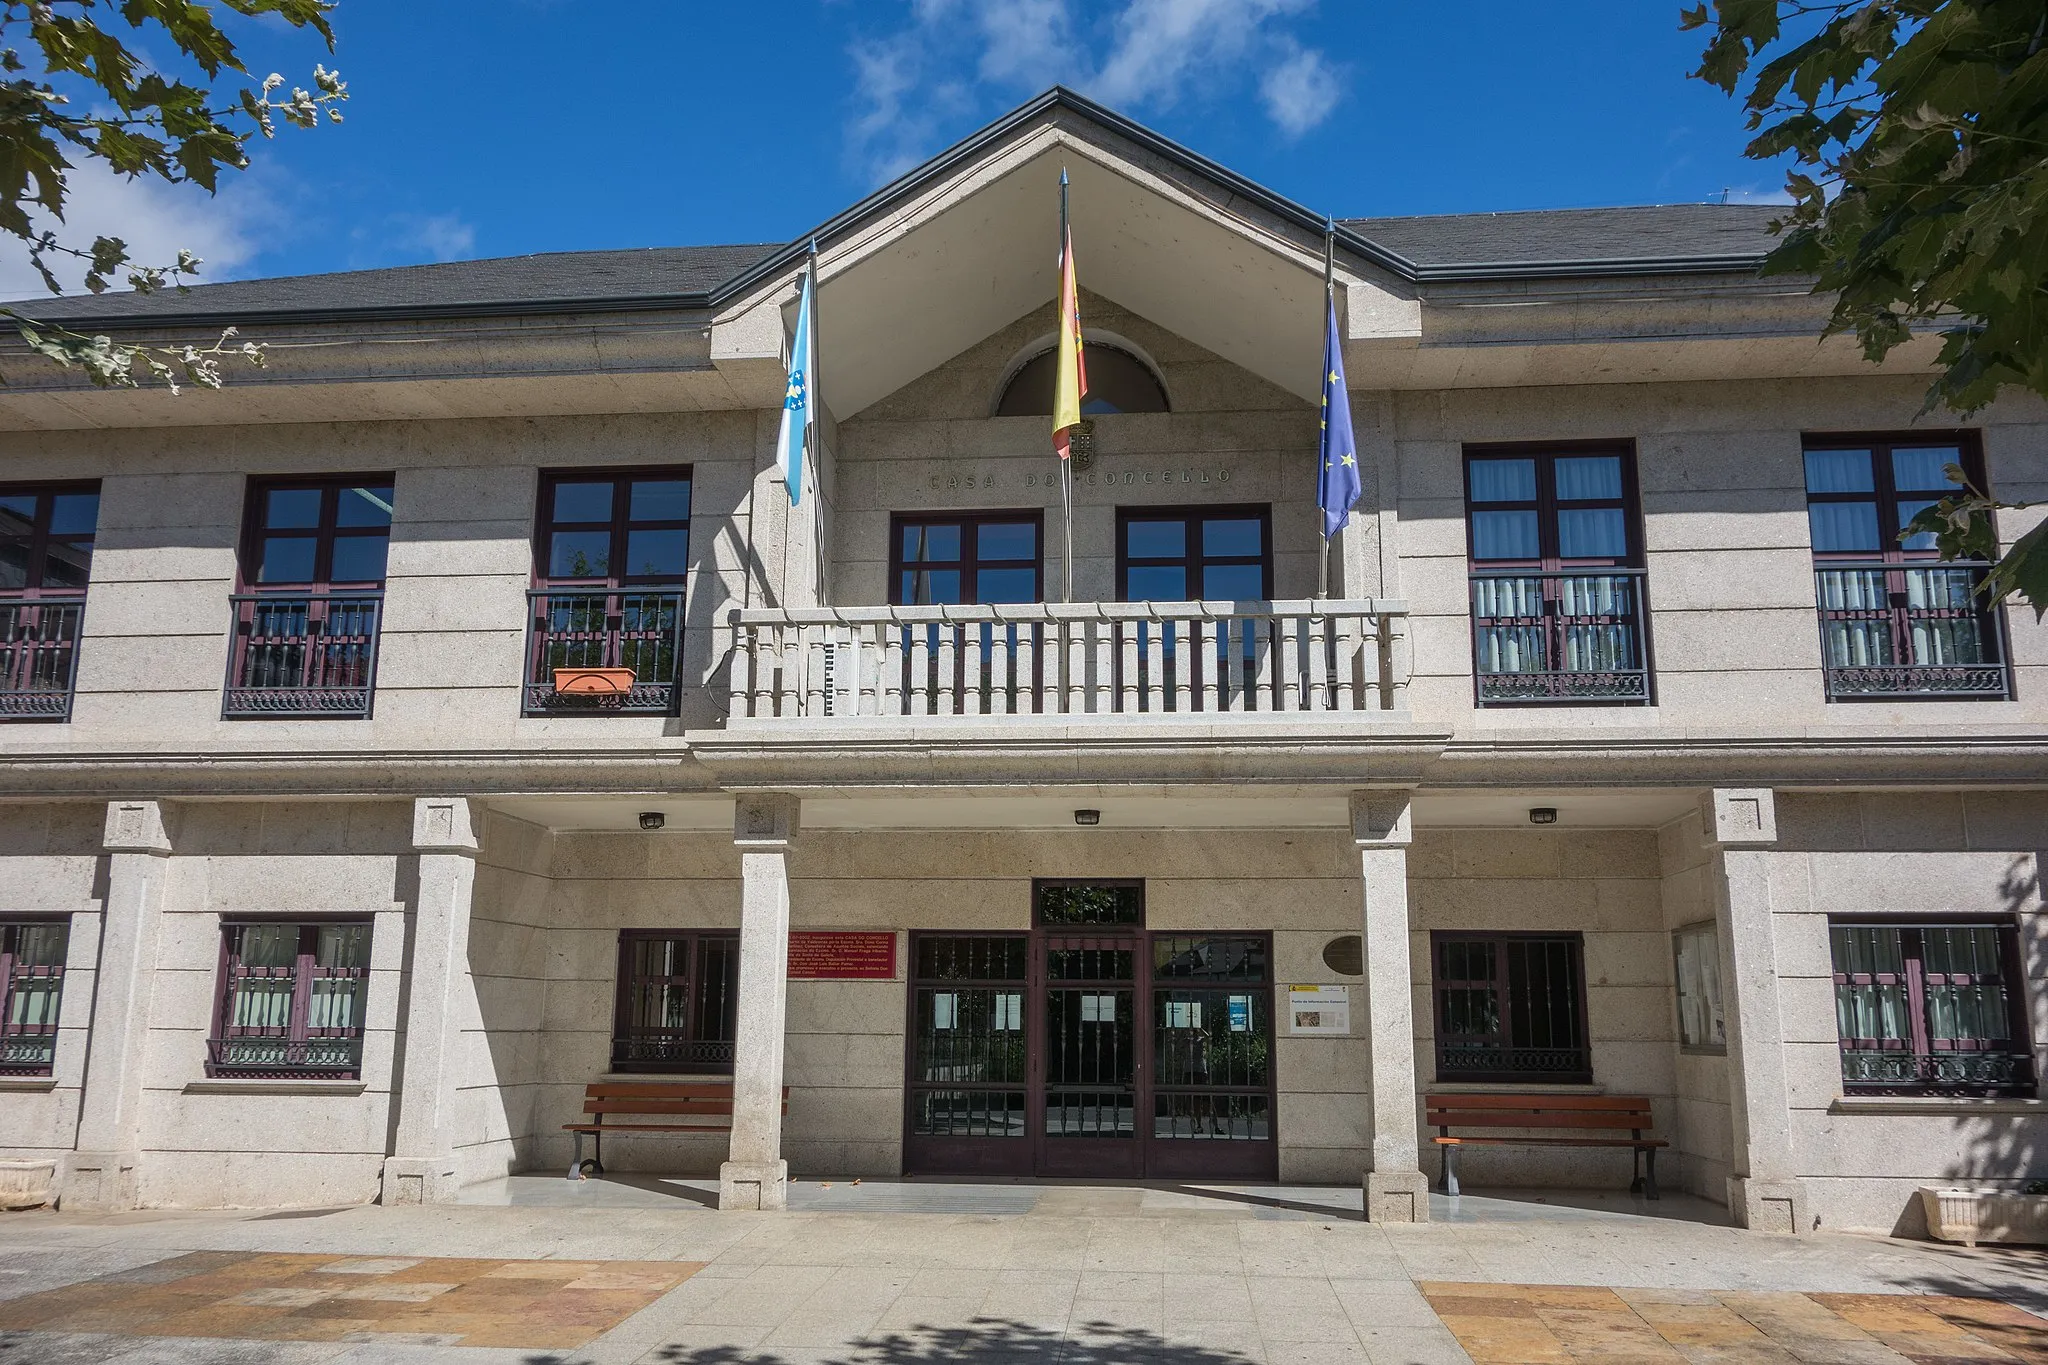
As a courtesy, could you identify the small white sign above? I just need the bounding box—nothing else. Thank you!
[1080,993,1118,1023]
[1288,984,1350,1036]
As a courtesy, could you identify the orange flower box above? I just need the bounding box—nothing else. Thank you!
[552,666,636,697]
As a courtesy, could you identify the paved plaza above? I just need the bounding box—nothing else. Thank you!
[0,1181,2043,1364]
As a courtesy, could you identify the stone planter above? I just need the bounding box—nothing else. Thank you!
[0,1159,57,1211]
[1918,1186,2048,1248]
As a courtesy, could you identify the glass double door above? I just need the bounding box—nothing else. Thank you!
[905,929,1275,1179]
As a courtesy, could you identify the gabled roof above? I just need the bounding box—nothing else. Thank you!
[8,88,1777,330]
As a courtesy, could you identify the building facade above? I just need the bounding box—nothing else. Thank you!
[0,92,2042,1236]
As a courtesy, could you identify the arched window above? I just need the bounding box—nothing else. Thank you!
[995,343,1169,417]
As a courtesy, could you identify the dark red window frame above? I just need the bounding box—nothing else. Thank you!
[612,929,738,1074]
[0,917,69,1077]
[1115,504,1272,603]
[207,918,372,1079]
[1803,431,2010,701]
[1829,917,2034,1096]
[1,481,99,723]
[532,466,694,589]
[1431,930,1592,1084]
[237,474,396,591]
[1463,442,1653,707]
[888,510,1045,605]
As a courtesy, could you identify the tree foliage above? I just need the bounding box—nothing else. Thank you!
[1686,0,2048,614]
[0,0,346,390]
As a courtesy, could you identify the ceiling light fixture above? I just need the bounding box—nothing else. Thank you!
[1073,809,1101,826]
[1527,807,1558,825]
[638,811,666,831]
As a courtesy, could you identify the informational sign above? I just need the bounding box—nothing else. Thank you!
[1287,984,1350,1036]
[787,931,897,980]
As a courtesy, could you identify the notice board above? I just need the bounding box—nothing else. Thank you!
[787,931,898,980]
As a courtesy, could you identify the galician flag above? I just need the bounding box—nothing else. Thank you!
[774,263,814,506]
[1317,290,1360,537]
[1052,222,1088,459]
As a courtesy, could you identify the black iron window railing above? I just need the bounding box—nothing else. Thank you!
[1815,561,2009,700]
[1433,931,1592,1083]
[1470,569,1650,704]
[0,593,86,721]
[611,931,737,1074]
[1831,921,2034,1097]
[224,592,383,719]
[523,588,684,715]
[1,920,69,1076]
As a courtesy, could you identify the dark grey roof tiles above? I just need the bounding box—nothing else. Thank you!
[1339,204,1782,267]
[10,243,780,320]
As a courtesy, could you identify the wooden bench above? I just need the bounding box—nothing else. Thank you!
[1426,1093,1667,1200]
[563,1081,787,1179]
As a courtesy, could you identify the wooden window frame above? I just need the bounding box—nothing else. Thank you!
[888,510,1045,606]
[610,929,739,1074]
[1430,930,1592,1084]
[0,917,69,1077]
[208,918,372,1080]
[532,466,694,590]
[0,481,101,598]
[1114,504,1272,603]
[237,474,396,592]
[1032,878,1147,928]
[1828,916,2035,1097]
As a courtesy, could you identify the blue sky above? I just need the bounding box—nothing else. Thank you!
[4,1,1791,296]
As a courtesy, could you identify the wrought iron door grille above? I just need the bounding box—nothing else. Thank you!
[0,594,86,721]
[908,934,1029,1140]
[1815,562,2010,700]
[1470,570,1650,704]
[224,593,383,718]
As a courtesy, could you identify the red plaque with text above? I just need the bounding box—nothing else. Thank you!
[787,931,897,980]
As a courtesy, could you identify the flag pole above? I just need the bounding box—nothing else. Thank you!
[1319,217,1335,600]
[807,238,824,606]
[1059,167,1075,604]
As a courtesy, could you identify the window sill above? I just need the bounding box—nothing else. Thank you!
[0,1077,57,1092]
[1829,1095,2044,1117]
[598,1071,732,1084]
[184,1078,366,1096]
[1429,1081,1606,1095]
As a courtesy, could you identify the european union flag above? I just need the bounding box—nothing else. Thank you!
[1317,292,1359,538]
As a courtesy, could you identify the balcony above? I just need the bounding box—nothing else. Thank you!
[726,599,1409,720]
[524,588,685,716]
[224,593,383,719]
[1816,562,2010,701]
[1840,1047,2035,1096]
[1470,569,1650,705]
[205,1035,363,1079]
[0,593,86,721]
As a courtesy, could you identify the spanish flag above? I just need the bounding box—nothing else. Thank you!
[1052,221,1087,459]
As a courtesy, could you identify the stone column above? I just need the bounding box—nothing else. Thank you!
[380,797,480,1205]
[721,792,798,1211]
[64,800,175,1211]
[1707,788,1810,1234]
[1353,789,1428,1223]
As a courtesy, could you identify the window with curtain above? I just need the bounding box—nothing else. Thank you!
[1829,920,2033,1095]
[0,919,69,1076]
[1431,931,1591,1082]
[1672,922,1726,1053]
[210,921,371,1078]
[1463,446,1650,705]
[612,931,739,1073]
[1803,436,2009,700]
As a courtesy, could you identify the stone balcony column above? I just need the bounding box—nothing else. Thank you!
[721,792,798,1211]
[380,797,480,1205]
[1353,789,1428,1223]
[1707,787,1810,1235]
[64,800,175,1212]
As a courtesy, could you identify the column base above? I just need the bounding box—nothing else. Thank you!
[60,1151,140,1212]
[380,1156,460,1206]
[1728,1176,1810,1235]
[1364,1170,1431,1224]
[719,1159,788,1211]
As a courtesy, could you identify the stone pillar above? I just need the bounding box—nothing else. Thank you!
[380,798,480,1205]
[1353,789,1428,1223]
[1707,788,1810,1234]
[64,800,175,1211]
[721,792,798,1211]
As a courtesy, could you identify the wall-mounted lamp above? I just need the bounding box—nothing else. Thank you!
[638,811,666,831]
[1527,807,1558,826]
[1073,809,1101,826]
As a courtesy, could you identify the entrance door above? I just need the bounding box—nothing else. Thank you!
[904,882,1276,1180]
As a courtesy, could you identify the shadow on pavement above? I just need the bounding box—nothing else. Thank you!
[536,1317,1257,1365]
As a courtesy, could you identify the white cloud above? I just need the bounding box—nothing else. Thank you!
[0,162,275,303]
[846,0,1341,182]
[1260,39,1341,137]
[393,213,476,262]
